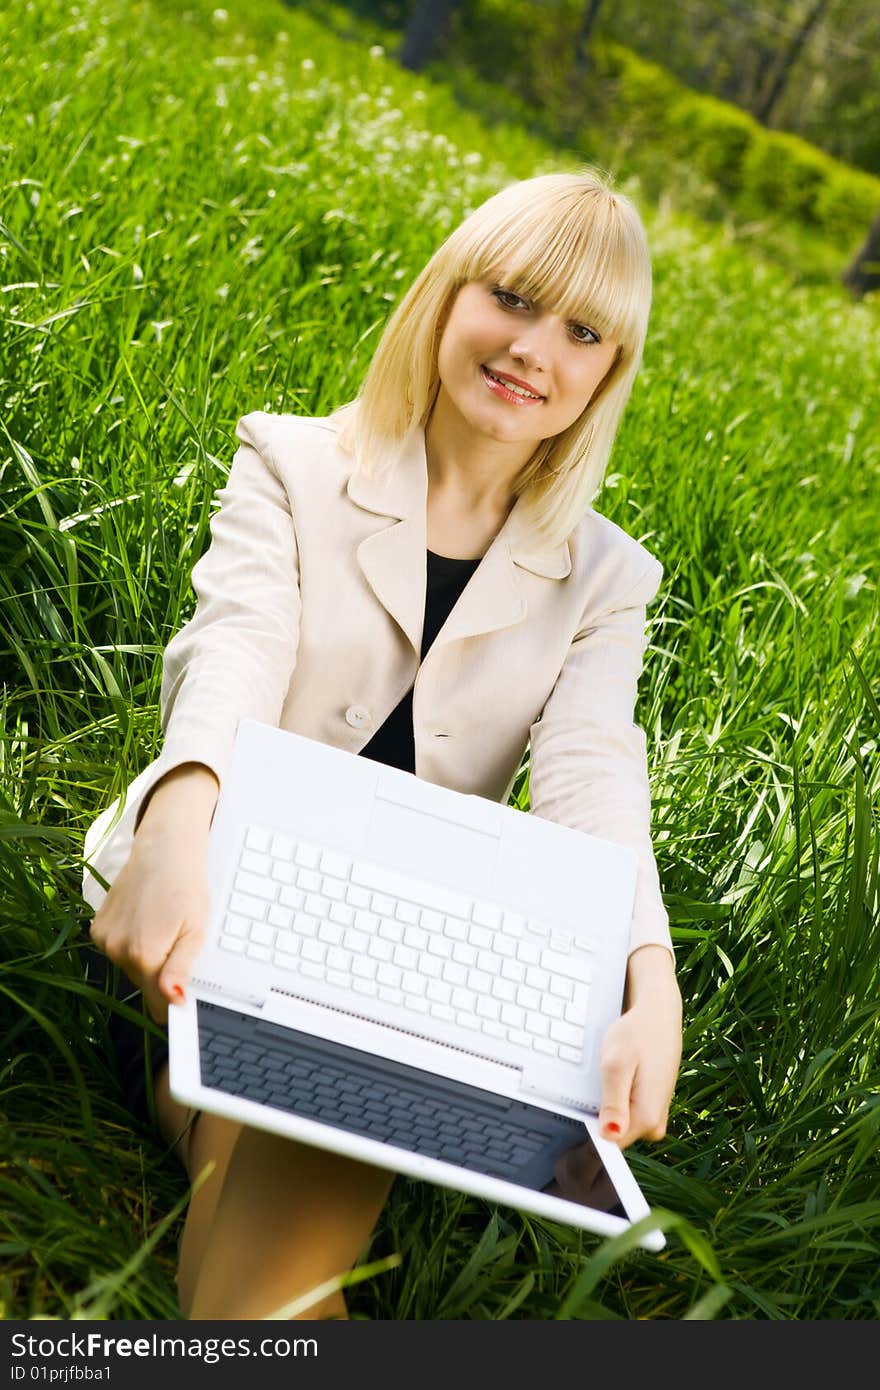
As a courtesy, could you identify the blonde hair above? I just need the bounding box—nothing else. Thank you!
[332,166,652,551]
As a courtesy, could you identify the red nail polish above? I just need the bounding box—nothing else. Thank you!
[605,1121,621,1135]
[172,984,184,999]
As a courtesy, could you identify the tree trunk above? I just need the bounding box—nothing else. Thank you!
[756,0,831,125]
[398,0,460,72]
[572,0,605,81]
[842,208,880,299]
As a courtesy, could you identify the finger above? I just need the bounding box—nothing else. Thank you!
[157,917,207,1006]
[598,1049,635,1143]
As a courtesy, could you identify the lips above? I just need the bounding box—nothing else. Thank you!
[481,365,545,402]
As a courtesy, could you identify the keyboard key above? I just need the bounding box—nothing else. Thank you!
[482,1019,506,1038]
[326,946,352,972]
[403,924,428,951]
[420,954,442,978]
[443,915,468,941]
[378,985,404,1005]
[368,935,394,961]
[516,939,541,965]
[241,850,271,875]
[502,910,526,937]
[550,974,573,1000]
[279,885,305,910]
[491,977,516,1004]
[230,891,267,920]
[235,871,277,902]
[421,908,443,931]
[344,927,369,954]
[472,901,502,929]
[327,968,352,989]
[353,977,378,996]
[320,849,351,878]
[246,826,271,852]
[295,843,321,869]
[402,971,426,996]
[541,948,591,983]
[301,939,326,964]
[395,900,420,924]
[270,832,295,861]
[376,963,402,988]
[322,876,347,901]
[517,984,541,1011]
[469,923,494,949]
[271,862,297,885]
[293,912,319,938]
[393,944,418,970]
[406,994,430,1013]
[329,901,354,927]
[318,920,344,945]
[494,934,517,958]
[354,908,379,934]
[246,943,271,962]
[220,935,245,953]
[250,923,275,947]
[451,987,476,1012]
[501,957,525,984]
[544,994,564,1019]
[559,1045,583,1063]
[532,1037,558,1056]
[508,1028,532,1048]
[224,913,250,938]
[452,942,476,967]
[275,948,300,970]
[347,885,371,908]
[468,967,492,994]
[426,979,452,1005]
[304,893,329,918]
[352,957,377,980]
[430,1002,455,1021]
[267,904,294,930]
[550,1019,584,1048]
[526,965,550,991]
[500,1002,525,1029]
[442,960,468,986]
[371,892,395,915]
[457,1013,480,1031]
[428,935,453,959]
[477,949,502,974]
[529,920,551,939]
[299,960,324,979]
[297,868,322,892]
[526,1012,550,1038]
[476,996,501,1021]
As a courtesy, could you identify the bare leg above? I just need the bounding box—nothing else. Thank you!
[153,1062,396,1319]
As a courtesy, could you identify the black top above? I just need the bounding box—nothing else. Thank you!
[358,549,481,773]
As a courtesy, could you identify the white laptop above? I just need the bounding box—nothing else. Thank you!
[168,718,665,1251]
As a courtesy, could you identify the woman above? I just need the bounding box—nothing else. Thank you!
[83,167,682,1320]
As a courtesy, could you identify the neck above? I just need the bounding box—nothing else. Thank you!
[424,388,536,514]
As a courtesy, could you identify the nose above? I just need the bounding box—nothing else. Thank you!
[508,316,556,372]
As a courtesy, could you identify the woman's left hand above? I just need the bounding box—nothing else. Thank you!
[596,944,683,1148]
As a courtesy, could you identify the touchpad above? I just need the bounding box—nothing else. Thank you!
[364,798,499,894]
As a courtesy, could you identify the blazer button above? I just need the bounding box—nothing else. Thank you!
[345,704,372,730]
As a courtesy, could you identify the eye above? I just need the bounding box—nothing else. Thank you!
[490,287,601,344]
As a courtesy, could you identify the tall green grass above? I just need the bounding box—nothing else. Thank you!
[1,0,878,1319]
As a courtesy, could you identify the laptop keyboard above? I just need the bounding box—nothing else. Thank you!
[218,824,592,1065]
[198,999,584,1183]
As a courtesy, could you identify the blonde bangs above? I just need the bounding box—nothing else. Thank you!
[449,176,651,356]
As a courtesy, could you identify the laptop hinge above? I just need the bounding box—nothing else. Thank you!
[519,1059,593,1112]
[191,974,266,1008]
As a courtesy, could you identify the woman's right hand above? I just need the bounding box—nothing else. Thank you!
[88,826,212,1027]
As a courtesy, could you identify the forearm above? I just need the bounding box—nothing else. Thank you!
[624,943,679,1011]
[134,761,220,841]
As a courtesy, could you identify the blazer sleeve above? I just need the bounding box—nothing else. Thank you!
[81,412,301,909]
[527,556,672,962]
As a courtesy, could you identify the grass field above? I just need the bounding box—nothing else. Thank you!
[1,0,878,1319]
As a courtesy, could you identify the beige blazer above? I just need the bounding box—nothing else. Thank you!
[82,408,672,958]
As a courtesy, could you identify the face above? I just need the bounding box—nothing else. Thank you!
[434,274,620,447]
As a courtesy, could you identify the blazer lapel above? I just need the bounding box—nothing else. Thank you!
[346,419,572,658]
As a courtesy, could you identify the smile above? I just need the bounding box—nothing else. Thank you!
[480,365,544,404]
